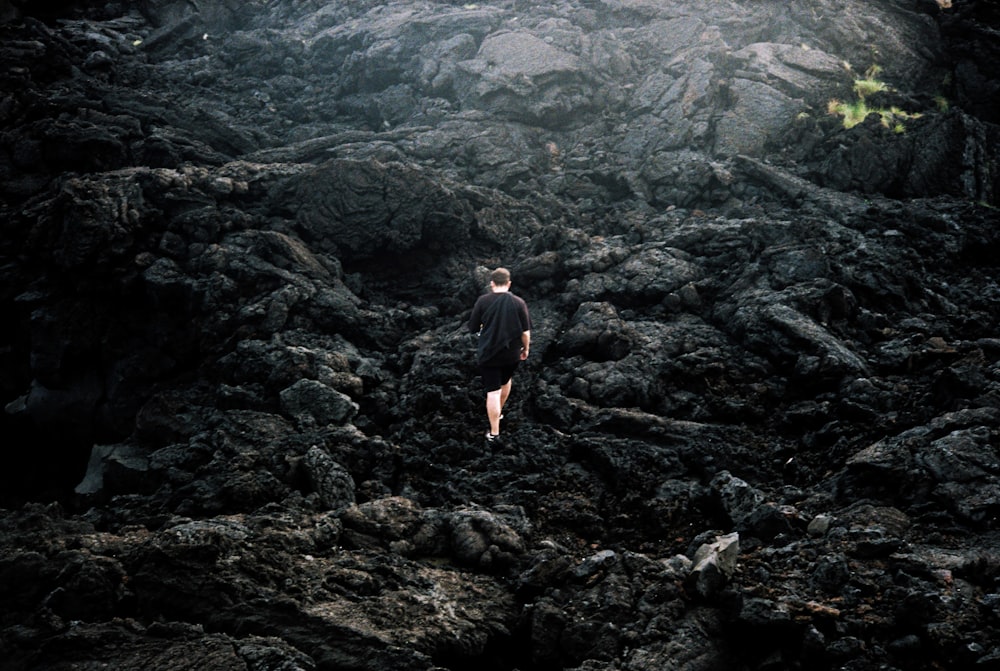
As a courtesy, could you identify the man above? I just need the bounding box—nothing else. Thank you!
[467,267,532,444]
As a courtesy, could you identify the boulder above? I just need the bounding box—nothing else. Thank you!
[280,379,359,426]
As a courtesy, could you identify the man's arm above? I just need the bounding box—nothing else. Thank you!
[520,330,531,360]
[467,299,483,334]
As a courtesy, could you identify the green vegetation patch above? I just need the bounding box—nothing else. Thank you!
[827,65,922,132]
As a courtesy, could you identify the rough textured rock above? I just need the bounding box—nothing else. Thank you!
[2,1,1000,670]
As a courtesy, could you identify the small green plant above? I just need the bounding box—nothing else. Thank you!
[827,98,870,129]
[827,65,921,132]
[853,65,888,98]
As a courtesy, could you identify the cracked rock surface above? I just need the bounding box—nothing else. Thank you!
[1,1,999,669]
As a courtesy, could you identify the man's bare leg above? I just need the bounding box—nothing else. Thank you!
[499,379,512,419]
[486,389,503,436]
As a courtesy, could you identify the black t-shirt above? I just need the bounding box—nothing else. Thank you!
[467,291,532,365]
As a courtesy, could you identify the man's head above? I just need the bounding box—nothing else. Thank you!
[490,267,511,290]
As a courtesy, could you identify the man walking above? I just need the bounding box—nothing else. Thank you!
[467,267,532,444]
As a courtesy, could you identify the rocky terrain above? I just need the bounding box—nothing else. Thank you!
[2,0,1000,669]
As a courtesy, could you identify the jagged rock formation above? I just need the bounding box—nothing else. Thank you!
[2,1,1000,670]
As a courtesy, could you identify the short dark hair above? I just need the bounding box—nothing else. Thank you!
[490,267,511,286]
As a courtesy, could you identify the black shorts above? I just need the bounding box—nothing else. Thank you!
[479,361,519,393]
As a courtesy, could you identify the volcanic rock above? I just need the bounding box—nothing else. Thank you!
[2,1,1000,670]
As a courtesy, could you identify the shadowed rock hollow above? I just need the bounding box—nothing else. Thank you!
[2,0,1000,670]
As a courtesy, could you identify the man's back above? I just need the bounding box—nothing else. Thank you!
[469,291,531,365]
